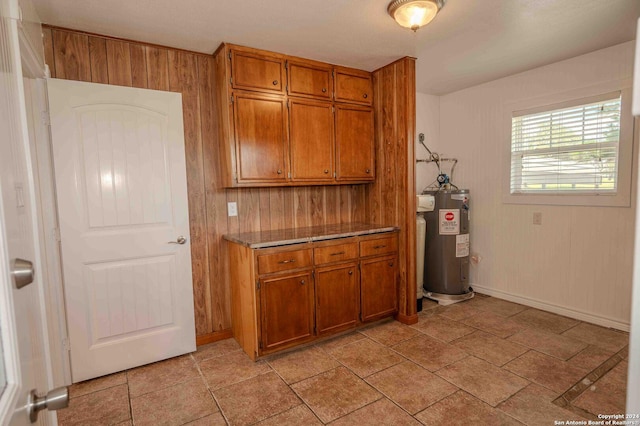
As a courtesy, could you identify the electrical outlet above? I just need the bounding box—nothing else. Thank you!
[227,202,238,217]
[533,212,542,225]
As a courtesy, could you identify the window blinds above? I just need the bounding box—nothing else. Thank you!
[510,92,622,194]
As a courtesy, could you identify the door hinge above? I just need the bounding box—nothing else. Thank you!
[62,338,70,351]
[286,99,289,109]
[230,77,233,85]
[230,94,234,104]
[332,106,335,113]
[256,280,260,290]
[285,60,288,70]
[52,227,61,242]
[286,84,288,92]
[228,50,231,60]
[259,340,263,350]
[287,172,291,179]
[334,171,337,178]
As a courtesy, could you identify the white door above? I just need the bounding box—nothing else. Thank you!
[47,78,196,382]
[0,1,56,424]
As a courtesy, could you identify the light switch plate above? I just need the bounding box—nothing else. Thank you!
[227,202,238,217]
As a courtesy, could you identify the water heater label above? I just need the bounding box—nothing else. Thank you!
[439,209,460,235]
[456,234,470,257]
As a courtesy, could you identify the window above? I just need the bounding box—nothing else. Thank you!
[510,92,621,195]
[504,82,634,207]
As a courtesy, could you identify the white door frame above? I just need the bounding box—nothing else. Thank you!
[0,0,56,423]
[24,76,72,388]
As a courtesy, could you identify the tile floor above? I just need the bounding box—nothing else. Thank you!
[57,294,630,425]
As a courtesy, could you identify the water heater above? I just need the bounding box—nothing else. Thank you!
[422,189,473,305]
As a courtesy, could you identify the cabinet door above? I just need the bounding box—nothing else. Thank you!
[360,255,398,322]
[316,263,359,335]
[335,105,374,181]
[260,271,314,352]
[231,50,285,94]
[287,60,332,100]
[233,93,288,183]
[289,99,334,182]
[334,69,373,105]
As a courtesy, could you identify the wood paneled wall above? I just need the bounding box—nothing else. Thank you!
[43,26,368,344]
[370,58,417,324]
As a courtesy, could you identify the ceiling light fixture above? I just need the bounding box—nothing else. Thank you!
[387,0,446,32]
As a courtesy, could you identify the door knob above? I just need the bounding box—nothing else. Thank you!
[11,258,34,289]
[28,386,69,422]
[168,236,187,245]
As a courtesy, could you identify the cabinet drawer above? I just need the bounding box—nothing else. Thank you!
[314,242,358,265]
[360,235,398,257]
[257,249,312,274]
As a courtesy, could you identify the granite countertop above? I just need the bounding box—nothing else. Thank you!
[223,222,398,249]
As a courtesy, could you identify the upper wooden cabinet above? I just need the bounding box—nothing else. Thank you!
[233,92,289,184]
[214,43,375,187]
[231,49,285,95]
[289,99,334,182]
[287,60,332,100]
[335,104,375,181]
[334,67,373,106]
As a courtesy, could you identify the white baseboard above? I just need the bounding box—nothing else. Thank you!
[472,284,630,332]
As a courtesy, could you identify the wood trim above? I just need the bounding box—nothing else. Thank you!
[370,57,417,322]
[195,329,233,346]
[394,312,419,325]
[43,24,214,57]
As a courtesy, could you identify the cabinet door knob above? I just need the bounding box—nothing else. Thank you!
[348,270,353,275]
[363,93,368,99]
[272,80,278,86]
[300,280,306,285]
[389,262,394,267]
[324,169,329,174]
[277,169,282,175]
[365,169,371,174]
[322,88,327,93]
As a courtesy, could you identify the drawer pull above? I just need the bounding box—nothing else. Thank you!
[278,259,296,264]
[389,262,394,267]
[272,80,278,86]
[330,251,346,256]
[322,88,327,93]
[300,280,306,285]
[373,245,386,249]
[363,93,368,99]
[348,270,353,275]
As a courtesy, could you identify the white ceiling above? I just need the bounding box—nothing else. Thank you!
[31,0,640,95]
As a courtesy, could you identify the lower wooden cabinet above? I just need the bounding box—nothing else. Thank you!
[228,231,398,360]
[260,271,314,351]
[315,262,359,336]
[361,255,398,322]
